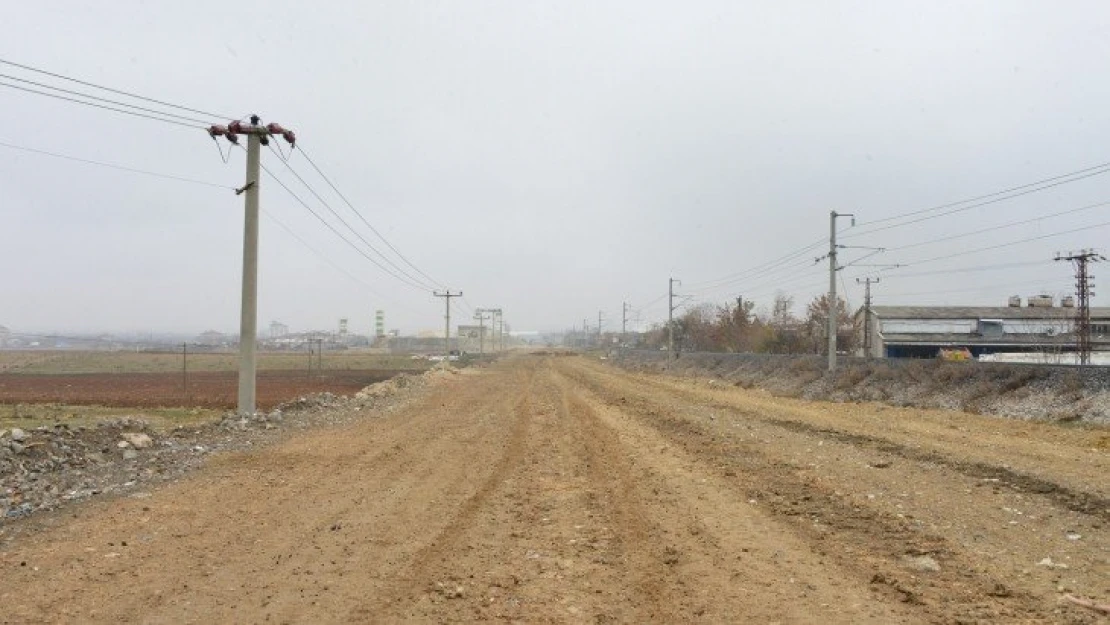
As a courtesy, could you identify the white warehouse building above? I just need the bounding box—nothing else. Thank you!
[857,298,1110,359]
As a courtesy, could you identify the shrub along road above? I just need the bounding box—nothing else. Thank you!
[0,353,1106,623]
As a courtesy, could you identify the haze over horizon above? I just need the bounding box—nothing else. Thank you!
[3,2,1110,336]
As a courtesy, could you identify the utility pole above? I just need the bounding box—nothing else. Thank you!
[622,301,629,347]
[182,342,188,400]
[317,337,323,370]
[583,318,589,348]
[1056,250,1105,366]
[208,116,296,416]
[598,310,604,344]
[434,291,463,357]
[487,308,502,352]
[735,295,744,352]
[668,278,681,358]
[826,211,854,371]
[474,309,490,354]
[856,278,879,359]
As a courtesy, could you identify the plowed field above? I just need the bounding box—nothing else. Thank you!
[0,370,404,410]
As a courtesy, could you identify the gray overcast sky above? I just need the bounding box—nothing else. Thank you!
[2,1,1110,336]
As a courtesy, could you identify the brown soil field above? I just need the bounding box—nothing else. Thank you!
[0,370,405,410]
[0,353,1106,623]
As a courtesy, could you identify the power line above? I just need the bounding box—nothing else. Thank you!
[259,160,432,292]
[882,200,1110,253]
[0,57,233,120]
[878,277,1067,299]
[853,260,1051,280]
[0,140,233,189]
[888,220,1110,270]
[0,72,215,125]
[685,237,826,291]
[265,144,437,290]
[0,80,201,129]
[296,145,444,289]
[845,166,1110,239]
[261,209,388,298]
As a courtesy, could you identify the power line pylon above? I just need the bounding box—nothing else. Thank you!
[1056,250,1105,366]
[856,277,880,359]
[208,116,296,416]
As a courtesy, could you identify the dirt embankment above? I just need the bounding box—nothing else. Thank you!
[615,351,1110,424]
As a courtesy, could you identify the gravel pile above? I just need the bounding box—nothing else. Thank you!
[1,369,451,523]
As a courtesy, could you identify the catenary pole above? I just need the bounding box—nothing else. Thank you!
[827,211,853,371]
[857,277,879,358]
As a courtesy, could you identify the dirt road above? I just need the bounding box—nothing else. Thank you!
[1,354,1106,623]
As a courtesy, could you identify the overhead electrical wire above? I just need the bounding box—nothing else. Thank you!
[259,160,432,292]
[266,144,437,291]
[880,220,1110,273]
[296,145,445,290]
[684,237,827,292]
[881,199,1110,253]
[878,276,1067,300]
[845,167,1110,239]
[852,260,1052,280]
[0,57,233,120]
[690,159,1110,300]
[0,80,202,129]
[0,57,438,316]
[261,210,387,297]
[0,72,215,126]
[0,140,233,189]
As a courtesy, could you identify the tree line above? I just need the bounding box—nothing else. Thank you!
[637,294,858,355]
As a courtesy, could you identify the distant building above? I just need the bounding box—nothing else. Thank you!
[457,324,488,353]
[857,299,1110,359]
[197,330,227,347]
[269,321,289,338]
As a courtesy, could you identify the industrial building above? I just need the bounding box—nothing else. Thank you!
[857,296,1110,359]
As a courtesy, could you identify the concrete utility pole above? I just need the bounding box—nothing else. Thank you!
[434,291,462,356]
[622,301,630,346]
[857,277,879,359]
[1056,250,1105,366]
[474,309,490,354]
[736,296,744,352]
[827,211,853,372]
[182,342,188,400]
[666,279,674,361]
[598,310,604,343]
[207,116,296,416]
[486,308,502,352]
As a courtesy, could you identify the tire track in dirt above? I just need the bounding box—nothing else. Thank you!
[346,363,539,620]
[593,362,1109,522]
[761,418,1110,523]
[549,365,917,624]
[558,360,1072,624]
[553,369,684,621]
